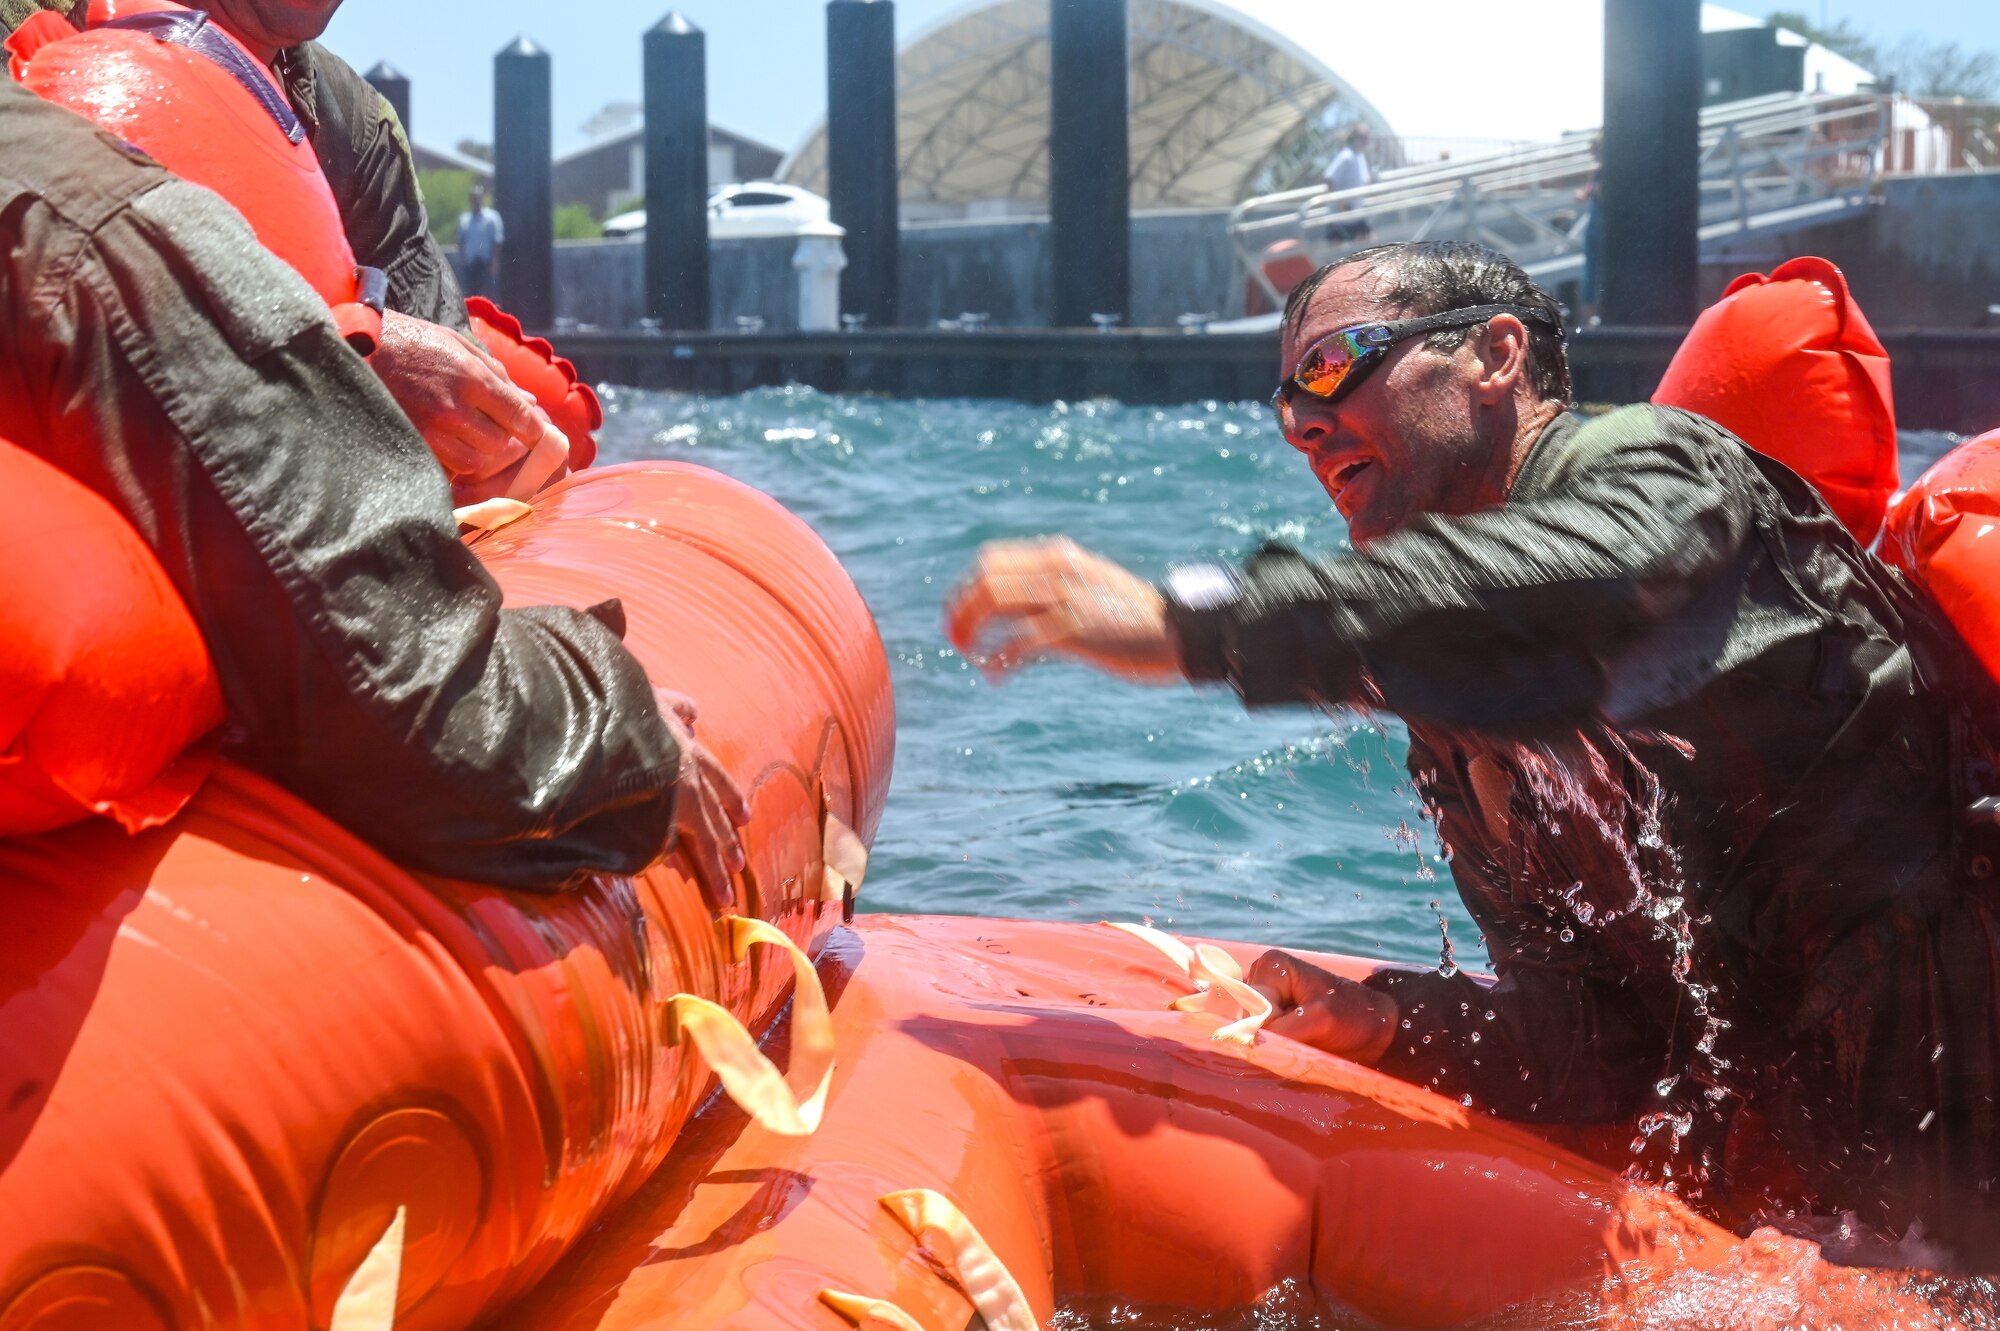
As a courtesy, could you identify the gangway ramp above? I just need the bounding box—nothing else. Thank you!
[1228,92,1889,313]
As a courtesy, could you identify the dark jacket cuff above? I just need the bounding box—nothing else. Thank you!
[1165,592,1233,682]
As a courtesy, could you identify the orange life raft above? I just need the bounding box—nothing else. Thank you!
[0,464,893,1330]
[0,464,1966,1331]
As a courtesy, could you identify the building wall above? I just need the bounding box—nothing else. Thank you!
[551,128,785,219]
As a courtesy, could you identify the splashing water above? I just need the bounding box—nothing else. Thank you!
[1461,723,1738,1194]
[1431,898,1459,978]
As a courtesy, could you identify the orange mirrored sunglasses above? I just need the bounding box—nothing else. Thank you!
[1272,304,1559,420]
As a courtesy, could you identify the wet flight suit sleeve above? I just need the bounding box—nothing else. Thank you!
[0,104,677,890]
[281,41,470,331]
[1167,408,1754,733]
[1167,407,1757,1118]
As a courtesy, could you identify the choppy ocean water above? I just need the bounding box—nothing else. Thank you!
[597,387,1961,970]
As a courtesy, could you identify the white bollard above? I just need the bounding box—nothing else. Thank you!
[793,222,848,333]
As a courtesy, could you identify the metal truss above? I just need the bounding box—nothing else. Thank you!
[783,0,1355,210]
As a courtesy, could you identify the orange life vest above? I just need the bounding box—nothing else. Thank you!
[7,0,384,353]
[1653,257,1898,546]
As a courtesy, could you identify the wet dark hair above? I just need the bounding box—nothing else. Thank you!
[1282,240,1573,404]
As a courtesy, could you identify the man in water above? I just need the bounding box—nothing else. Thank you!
[0,76,746,897]
[1,0,555,501]
[946,240,2000,1266]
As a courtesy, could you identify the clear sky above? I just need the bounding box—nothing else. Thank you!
[318,0,1997,164]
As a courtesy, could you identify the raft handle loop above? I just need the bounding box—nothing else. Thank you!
[1102,921,1273,1044]
[660,916,836,1136]
[878,1189,1038,1331]
[817,1289,929,1331]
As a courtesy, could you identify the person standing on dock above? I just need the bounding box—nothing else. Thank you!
[458,182,505,300]
[945,239,2000,1269]
[1320,123,1375,246]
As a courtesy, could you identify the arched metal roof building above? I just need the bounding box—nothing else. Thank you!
[780,0,1875,211]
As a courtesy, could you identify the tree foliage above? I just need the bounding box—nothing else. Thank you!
[417,168,476,244]
[1879,36,2000,100]
[553,203,602,241]
[1766,10,1998,100]
[1766,10,1877,67]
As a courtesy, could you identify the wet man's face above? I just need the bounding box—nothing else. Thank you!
[1276,267,1516,547]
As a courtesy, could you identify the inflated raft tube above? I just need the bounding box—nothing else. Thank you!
[8,0,384,352]
[0,437,222,837]
[0,463,893,1330]
[1653,256,1898,545]
[1883,428,2000,685]
[496,916,1967,1331]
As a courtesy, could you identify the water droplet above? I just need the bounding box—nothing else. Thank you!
[1655,1075,1679,1097]
[1468,1031,1482,1043]
[1460,1094,1473,1107]
[1559,927,1575,943]
[1400,1019,1412,1029]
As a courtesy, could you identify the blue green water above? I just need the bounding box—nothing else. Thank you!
[597,387,1960,971]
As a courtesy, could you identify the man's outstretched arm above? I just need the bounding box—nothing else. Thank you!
[947,409,1763,736]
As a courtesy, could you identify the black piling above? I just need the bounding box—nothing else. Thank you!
[1598,0,1702,325]
[1049,0,1129,328]
[363,60,410,135]
[494,37,554,328]
[644,13,711,332]
[826,0,900,329]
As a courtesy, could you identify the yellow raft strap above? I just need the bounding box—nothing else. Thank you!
[1103,921,1272,1044]
[662,917,836,1137]
[328,1206,405,1331]
[820,809,871,903]
[451,497,532,531]
[878,1189,1038,1331]
[817,1289,929,1331]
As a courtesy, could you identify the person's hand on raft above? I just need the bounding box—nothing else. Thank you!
[945,537,1181,683]
[655,688,752,911]
[370,310,570,505]
[1248,950,1400,1063]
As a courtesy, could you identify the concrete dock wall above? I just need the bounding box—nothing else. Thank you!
[536,176,1999,336]
[1706,172,2000,328]
[539,208,1241,333]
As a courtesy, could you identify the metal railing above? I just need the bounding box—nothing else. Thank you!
[1229,92,1902,311]
[1890,96,2000,174]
